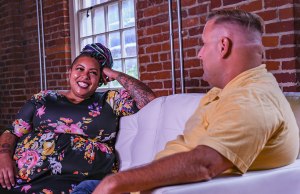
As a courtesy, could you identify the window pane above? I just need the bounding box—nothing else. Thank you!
[95,35,106,46]
[108,3,119,31]
[93,7,105,34]
[82,0,97,8]
[80,12,92,37]
[123,28,136,57]
[97,0,108,4]
[122,0,135,28]
[108,31,121,59]
[125,58,138,78]
[110,59,122,87]
[80,38,93,50]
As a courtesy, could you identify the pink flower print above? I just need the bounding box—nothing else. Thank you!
[36,105,46,118]
[54,122,86,136]
[88,103,102,117]
[21,185,32,193]
[18,150,40,170]
[13,119,32,137]
[120,89,130,98]
[60,117,73,124]
[54,123,70,133]
[42,188,53,194]
[95,143,112,154]
[70,123,86,136]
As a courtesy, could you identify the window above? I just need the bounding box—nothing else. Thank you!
[71,0,138,88]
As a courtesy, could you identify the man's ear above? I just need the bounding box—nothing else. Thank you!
[219,37,232,58]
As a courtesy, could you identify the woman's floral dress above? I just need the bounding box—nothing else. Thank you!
[2,90,138,194]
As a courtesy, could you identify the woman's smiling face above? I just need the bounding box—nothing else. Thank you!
[68,56,101,101]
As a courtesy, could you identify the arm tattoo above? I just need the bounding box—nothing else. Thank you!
[0,132,17,155]
[116,72,156,109]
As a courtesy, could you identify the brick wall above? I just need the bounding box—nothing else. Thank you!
[136,0,300,95]
[0,0,71,131]
[0,0,299,132]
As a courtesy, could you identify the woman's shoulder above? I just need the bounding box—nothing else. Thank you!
[94,90,119,99]
[31,90,60,101]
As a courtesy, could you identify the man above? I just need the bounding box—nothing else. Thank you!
[92,9,299,194]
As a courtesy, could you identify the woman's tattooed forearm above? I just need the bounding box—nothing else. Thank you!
[0,133,16,155]
[0,143,12,154]
[116,73,156,109]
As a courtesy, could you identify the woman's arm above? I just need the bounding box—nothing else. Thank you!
[0,131,17,190]
[102,68,156,109]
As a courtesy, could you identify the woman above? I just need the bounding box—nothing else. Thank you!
[0,43,156,193]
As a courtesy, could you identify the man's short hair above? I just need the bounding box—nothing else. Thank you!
[207,9,264,34]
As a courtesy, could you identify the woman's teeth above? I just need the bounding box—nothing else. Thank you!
[78,82,89,88]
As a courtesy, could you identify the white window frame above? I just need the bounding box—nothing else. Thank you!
[69,0,139,90]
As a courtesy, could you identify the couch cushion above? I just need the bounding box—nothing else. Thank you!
[151,160,300,194]
[116,93,204,170]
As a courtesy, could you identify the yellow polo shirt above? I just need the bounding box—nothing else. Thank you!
[156,64,299,173]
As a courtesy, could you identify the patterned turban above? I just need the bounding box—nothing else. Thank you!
[80,43,114,86]
[81,43,114,69]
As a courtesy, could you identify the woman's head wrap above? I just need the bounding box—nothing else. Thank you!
[80,43,114,69]
[76,43,113,86]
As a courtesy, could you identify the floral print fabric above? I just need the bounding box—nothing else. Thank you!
[3,90,138,194]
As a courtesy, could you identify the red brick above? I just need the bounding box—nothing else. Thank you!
[182,0,197,7]
[256,10,278,21]
[151,54,159,62]
[223,0,243,6]
[211,0,222,9]
[182,17,199,28]
[274,72,297,83]
[184,58,201,68]
[143,7,161,17]
[266,61,280,71]
[139,55,150,63]
[266,47,295,59]
[155,90,169,97]
[148,81,163,89]
[152,14,169,25]
[279,7,294,20]
[188,4,208,16]
[262,36,279,47]
[189,68,204,77]
[283,85,300,92]
[155,71,171,79]
[265,0,293,8]
[265,20,294,33]
[281,34,296,45]
[239,0,262,12]
[160,53,169,61]
[282,60,297,70]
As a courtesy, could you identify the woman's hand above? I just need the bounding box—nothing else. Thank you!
[101,68,119,85]
[0,151,16,190]
[0,132,17,190]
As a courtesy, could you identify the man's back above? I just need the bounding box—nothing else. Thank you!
[157,64,299,173]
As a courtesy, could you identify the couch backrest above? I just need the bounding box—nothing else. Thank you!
[116,93,300,171]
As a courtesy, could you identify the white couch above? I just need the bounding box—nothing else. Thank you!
[116,93,300,194]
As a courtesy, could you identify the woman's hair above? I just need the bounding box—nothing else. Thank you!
[207,9,264,34]
[71,43,114,86]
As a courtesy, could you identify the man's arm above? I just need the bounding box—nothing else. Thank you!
[0,131,17,190]
[92,145,233,194]
[102,68,156,109]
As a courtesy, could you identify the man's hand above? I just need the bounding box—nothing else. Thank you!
[0,153,16,190]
